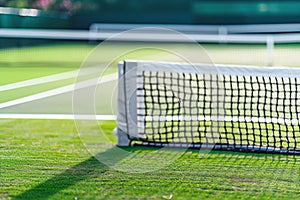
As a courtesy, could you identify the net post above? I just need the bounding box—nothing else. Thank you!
[116,60,139,145]
[116,61,131,146]
[116,128,131,146]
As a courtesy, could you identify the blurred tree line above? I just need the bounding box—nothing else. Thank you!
[0,0,100,13]
[0,0,188,14]
[0,0,190,29]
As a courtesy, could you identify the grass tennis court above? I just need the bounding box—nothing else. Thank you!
[1,119,300,199]
[1,42,300,199]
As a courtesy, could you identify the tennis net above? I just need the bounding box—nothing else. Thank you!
[117,60,300,154]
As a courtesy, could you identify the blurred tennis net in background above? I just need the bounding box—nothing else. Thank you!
[1,26,300,67]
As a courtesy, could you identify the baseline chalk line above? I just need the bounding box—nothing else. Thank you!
[0,114,117,120]
[0,73,117,109]
[0,66,103,92]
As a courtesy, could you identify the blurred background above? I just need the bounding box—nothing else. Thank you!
[1,0,300,29]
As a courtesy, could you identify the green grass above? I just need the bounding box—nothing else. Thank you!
[0,43,95,64]
[0,119,299,199]
[0,43,93,85]
[0,67,75,86]
[0,78,77,103]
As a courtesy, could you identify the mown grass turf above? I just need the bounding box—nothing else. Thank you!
[0,119,299,199]
[0,67,76,86]
[0,43,94,85]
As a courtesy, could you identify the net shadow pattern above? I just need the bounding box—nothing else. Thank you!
[135,70,300,154]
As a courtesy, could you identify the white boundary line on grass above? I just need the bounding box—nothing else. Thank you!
[0,114,116,120]
[0,69,79,92]
[0,73,118,109]
[0,66,102,92]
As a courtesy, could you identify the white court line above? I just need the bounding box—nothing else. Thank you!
[0,73,118,109]
[0,70,78,92]
[0,66,102,92]
[0,114,116,120]
[144,115,300,125]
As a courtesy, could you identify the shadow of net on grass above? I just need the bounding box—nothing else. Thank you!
[13,146,186,199]
[14,147,300,199]
[13,147,120,200]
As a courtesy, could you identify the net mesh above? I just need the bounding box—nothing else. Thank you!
[134,69,300,154]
